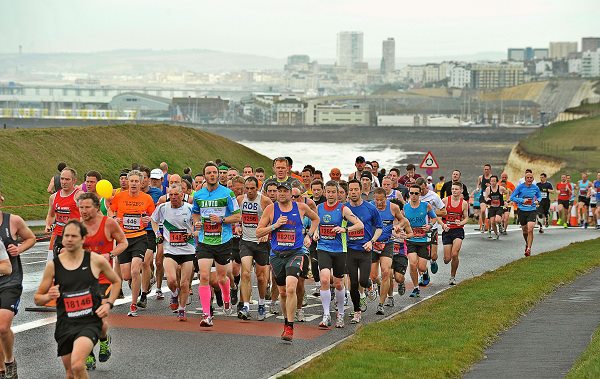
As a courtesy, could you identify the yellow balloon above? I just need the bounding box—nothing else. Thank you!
[96,179,114,199]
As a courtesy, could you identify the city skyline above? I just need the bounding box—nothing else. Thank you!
[1,0,598,58]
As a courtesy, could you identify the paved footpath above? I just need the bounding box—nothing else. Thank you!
[11,226,600,378]
[466,266,600,379]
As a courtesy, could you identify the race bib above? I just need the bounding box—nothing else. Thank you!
[523,198,533,206]
[413,227,427,237]
[541,192,548,199]
[372,241,385,253]
[580,189,587,196]
[123,213,142,230]
[319,225,336,239]
[55,208,70,227]
[446,213,460,224]
[170,229,188,246]
[63,288,94,318]
[276,230,296,246]
[203,221,222,237]
[491,199,501,207]
[393,241,405,255]
[347,228,364,241]
[242,212,259,227]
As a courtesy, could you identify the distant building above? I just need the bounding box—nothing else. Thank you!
[381,38,395,75]
[305,101,372,126]
[581,50,600,78]
[449,66,471,88]
[470,62,524,88]
[171,96,229,123]
[508,47,548,61]
[110,92,171,118]
[337,31,364,69]
[285,55,310,71]
[582,37,600,53]
[549,42,578,59]
[274,97,305,125]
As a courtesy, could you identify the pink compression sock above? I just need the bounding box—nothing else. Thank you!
[219,280,231,303]
[199,285,212,317]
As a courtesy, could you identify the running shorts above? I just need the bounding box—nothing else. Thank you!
[316,250,346,278]
[239,240,270,266]
[442,228,465,245]
[270,249,307,286]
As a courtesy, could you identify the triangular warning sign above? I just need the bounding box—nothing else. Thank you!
[419,151,439,169]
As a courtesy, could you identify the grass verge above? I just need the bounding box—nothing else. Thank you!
[286,237,600,379]
[567,324,600,378]
[518,115,600,180]
[0,124,272,220]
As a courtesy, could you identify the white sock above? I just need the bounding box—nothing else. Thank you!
[172,288,179,297]
[244,302,250,308]
[258,298,265,306]
[335,289,345,316]
[320,290,331,314]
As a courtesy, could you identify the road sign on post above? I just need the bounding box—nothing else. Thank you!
[419,151,439,170]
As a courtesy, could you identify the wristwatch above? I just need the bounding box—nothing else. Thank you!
[106,302,114,309]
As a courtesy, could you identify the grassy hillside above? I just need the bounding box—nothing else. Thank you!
[0,124,272,220]
[519,115,600,180]
[479,81,547,102]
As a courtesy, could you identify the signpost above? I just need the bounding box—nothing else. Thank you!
[419,151,439,176]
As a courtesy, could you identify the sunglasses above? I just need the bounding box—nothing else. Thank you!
[409,191,420,195]
[292,195,301,199]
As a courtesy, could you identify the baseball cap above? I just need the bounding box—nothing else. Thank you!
[427,176,433,180]
[150,169,163,180]
[360,171,373,181]
[277,181,292,191]
[355,156,366,163]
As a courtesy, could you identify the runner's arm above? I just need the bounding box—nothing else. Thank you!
[93,254,121,318]
[341,206,363,233]
[34,262,58,306]
[9,215,36,256]
[255,204,275,239]
[45,193,56,232]
[460,200,469,226]
[47,177,55,194]
[300,203,320,237]
[0,245,11,275]
[108,218,128,257]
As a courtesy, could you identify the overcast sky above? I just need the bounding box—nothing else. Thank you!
[1,0,598,58]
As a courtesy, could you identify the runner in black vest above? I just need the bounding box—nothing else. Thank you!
[35,220,120,379]
[0,200,36,379]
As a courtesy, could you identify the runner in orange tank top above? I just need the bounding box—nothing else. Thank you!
[79,192,127,368]
[441,182,469,286]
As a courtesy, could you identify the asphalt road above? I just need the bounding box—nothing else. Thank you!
[11,226,600,379]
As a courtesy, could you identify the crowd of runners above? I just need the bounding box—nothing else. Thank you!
[0,157,598,378]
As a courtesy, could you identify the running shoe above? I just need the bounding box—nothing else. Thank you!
[269,301,280,314]
[177,309,187,321]
[85,353,96,371]
[230,287,239,306]
[420,271,430,286]
[335,313,345,328]
[136,297,147,309]
[539,227,544,234]
[4,359,17,379]
[524,247,531,257]
[557,218,562,225]
[359,295,367,312]
[237,301,244,313]
[127,304,138,317]
[200,315,213,327]
[257,304,266,321]
[449,277,456,286]
[563,222,569,228]
[350,311,362,324]
[223,301,232,316]
[155,289,165,300]
[376,303,385,315]
[385,296,394,307]
[584,222,588,229]
[169,294,179,311]
[399,282,406,296]
[367,286,378,302]
[238,305,250,320]
[313,285,320,297]
[319,314,332,329]
[487,231,492,239]
[494,233,500,240]
[281,325,294,341]
[98,335,111,362]
[215,290,224,307]
[431,260,439,274]
[295,308,305,322]
[409,288,420,298]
